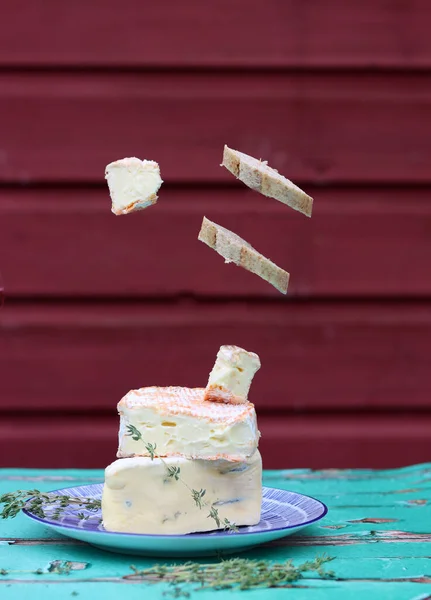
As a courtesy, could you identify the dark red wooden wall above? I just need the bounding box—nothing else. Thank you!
[1,1,430,469]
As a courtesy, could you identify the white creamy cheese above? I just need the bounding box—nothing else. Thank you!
[205,345,261,404]
[105,157,163,215]
[117,386,259,461]
[102,451,262,534]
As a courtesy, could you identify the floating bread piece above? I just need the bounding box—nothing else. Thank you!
[205,345,261,404]
[105,157,163,215]
[198,217,289,294]
[117,386,259,461]
[222,145,313,217]
[102,452,262,535]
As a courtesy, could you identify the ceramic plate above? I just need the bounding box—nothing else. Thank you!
[23,484,327,557]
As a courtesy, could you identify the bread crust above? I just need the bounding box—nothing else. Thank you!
[222,145,313,217]
[198,216,289,294]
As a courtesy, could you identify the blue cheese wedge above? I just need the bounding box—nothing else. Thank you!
[102,451,262,534]
[117,386,259,461]
[204,345,261,404]
[105,157,163,215]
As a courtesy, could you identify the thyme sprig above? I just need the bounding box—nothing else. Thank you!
[166,466,181,481]
[191,489,206,510]
[0,490,101,521]
[126,424,144,441]
[126,424,237,532]
[126,555,335,592]
[0,556,335,596]
[126,424,157,458]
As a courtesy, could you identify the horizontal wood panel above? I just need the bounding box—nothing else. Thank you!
[1,187,431,298]
[0,73,430,184]
[0,1,430,69]
[1,303,430,411]
[0,414,429,469]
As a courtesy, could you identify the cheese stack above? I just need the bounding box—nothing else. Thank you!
[102,346,262,535]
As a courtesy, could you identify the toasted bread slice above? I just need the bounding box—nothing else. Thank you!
[222,145,313,217]
[198,217,289,294]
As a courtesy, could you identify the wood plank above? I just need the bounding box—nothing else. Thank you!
[1,187,431,298]
[1,548,431,587]
[0,73,430,184]
[0,1,430,68]
[3,547,431,581]
[1,580,430,600]
[3,536,431,551]
[0,414,430,469]
[1,303,430,411]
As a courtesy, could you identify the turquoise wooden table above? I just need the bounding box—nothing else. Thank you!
[1,465,431,599]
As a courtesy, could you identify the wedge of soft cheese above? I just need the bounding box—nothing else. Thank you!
[102,451,262,534]
[117,386,259,461]
[105,157,163,215]
[204,345,261,404]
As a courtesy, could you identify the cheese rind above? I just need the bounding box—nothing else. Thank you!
[102,452,262,534]
[117,386,259,461]
[105,157,163,215]
[205,345,261,404]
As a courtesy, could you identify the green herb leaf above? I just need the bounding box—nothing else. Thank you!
[223,518,238,533]
[0,490,101,521]
[126,424,143,442]
[207,506,221,528]
[145,442,157,460]
[166,466,181,481]
[191,489,206,509]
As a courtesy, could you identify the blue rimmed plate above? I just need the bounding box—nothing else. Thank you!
[23,484,327,557]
